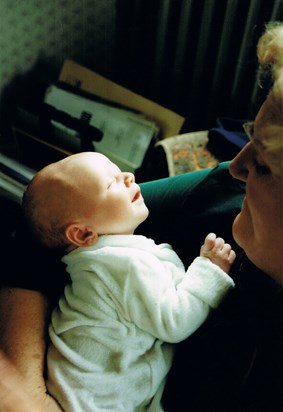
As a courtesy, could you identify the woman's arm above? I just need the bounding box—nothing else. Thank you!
[0,287,62,411]
[0,350,51,412]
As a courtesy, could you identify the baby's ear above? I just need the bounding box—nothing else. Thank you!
[65,224,98,248]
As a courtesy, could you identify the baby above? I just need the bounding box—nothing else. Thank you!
[22,152,236,412]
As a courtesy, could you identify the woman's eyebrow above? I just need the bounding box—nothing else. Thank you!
[243,121,254,141]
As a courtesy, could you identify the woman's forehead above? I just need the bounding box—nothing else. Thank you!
[252,97,283,176]
[255,98,283,141]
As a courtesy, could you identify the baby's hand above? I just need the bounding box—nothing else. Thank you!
[200,233,236,274]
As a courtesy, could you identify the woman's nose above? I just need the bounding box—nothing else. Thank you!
[229,142,253,182]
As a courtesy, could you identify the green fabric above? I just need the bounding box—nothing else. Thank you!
[138,162,245,268]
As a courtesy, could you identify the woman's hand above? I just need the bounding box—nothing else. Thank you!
[0,288,62,411]
[0,351,62,412]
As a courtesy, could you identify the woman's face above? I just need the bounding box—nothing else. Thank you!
[229,97,283,284]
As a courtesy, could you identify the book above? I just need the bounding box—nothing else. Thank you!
[59,60,185,139]
[44,83,160,173]
[0,152,35,203]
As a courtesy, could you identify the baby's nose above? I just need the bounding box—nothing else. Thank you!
[124,172,135,186]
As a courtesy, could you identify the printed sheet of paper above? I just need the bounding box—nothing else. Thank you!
[44,85,159,172]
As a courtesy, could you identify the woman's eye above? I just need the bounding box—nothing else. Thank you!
[254,159,271,175]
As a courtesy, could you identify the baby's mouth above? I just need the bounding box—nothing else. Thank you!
[132,190,141,202]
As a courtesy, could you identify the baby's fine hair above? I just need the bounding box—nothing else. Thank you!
[22,176,70,250]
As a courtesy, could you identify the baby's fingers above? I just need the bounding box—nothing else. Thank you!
[201,233,216,254]
[222,242,232,255]
[228,249,236,264]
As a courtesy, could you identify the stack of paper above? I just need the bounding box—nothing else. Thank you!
[44,83,159,173]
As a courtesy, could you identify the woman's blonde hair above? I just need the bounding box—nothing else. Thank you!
[256,22,283,175]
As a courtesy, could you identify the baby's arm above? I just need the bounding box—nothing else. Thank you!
[200,233,236,274]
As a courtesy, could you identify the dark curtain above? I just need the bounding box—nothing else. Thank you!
[115,0,283,132]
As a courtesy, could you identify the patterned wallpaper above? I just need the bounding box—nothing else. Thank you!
[0,0,116,95]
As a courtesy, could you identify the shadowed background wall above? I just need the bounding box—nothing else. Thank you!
[0,0,282,150]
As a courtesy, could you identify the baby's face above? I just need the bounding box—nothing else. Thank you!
[72,153,149,236]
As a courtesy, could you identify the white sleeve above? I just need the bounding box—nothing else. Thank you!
[107,253,234,343]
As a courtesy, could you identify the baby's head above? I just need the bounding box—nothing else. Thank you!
[22,152,149,250]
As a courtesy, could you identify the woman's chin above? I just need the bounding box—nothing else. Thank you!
[232,212,246,249]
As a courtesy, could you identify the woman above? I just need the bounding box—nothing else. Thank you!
[0,21,282,411]
[162,22,283,412]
